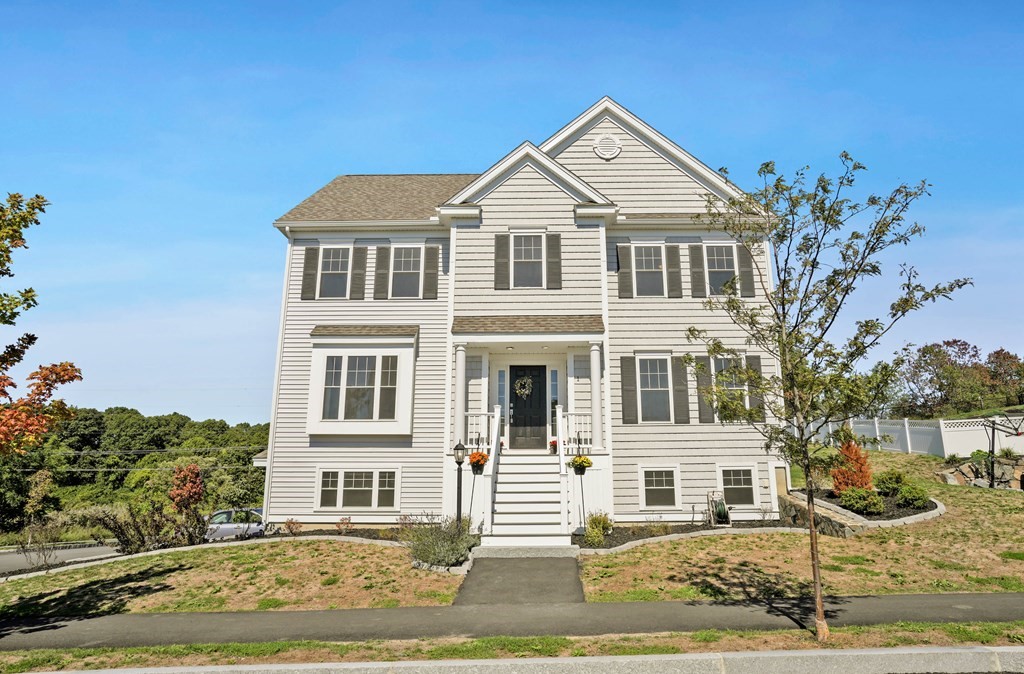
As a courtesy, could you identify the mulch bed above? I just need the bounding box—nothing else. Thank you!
[794,489,937,521]
[266,528,403,541]
[571,519,785,549]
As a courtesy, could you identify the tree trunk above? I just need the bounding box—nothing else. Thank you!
[805,478,830,641]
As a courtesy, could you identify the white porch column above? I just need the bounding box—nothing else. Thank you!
[453,343,467,445]
[589,341,604,451]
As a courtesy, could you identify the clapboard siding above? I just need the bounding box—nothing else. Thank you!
[552,118,715,215]
[268,237,451,523]
[454,165,603,315]
[604,232,778,517]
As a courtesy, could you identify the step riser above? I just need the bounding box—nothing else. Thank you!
[493,502,561,513]
[493,513,562,525]
[496,474,560,484]
[498,455,559,464]
[491,523,564,535]
[495,486,561,496]
[480,535,572,547]
[494,492,560,503]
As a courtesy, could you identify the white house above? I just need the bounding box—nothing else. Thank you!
[261,97,788,547]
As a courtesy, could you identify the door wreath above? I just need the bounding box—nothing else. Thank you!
[513,376,533,400]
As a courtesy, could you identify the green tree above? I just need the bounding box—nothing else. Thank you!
[986,348,1024,406]
[895,340,990,417]
[688,154,969,641]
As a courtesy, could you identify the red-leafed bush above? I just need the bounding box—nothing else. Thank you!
[830,440,873,495]
[169,463,207,545]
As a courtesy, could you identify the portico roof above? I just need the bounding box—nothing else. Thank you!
[452,315,604,335]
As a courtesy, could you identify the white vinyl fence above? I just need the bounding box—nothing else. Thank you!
[818,417,1024,459]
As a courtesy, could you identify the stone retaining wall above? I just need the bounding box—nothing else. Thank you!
[937,456,1024,489]
[778,493,945,538]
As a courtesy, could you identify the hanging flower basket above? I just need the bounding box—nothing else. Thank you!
[469,451,489,475]
[568,455,592,475]
[513,376,533,400]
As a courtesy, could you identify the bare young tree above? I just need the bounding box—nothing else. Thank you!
[687,153,970,641]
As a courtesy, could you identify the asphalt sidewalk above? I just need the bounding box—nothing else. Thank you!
[2,593,1023,651]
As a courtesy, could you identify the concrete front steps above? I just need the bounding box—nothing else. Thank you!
[481,451,572,548]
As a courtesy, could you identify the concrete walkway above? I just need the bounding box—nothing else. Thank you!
[454,559,584,605]
[2,593,1023,651]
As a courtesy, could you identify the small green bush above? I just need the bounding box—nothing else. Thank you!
[999,447,1018,459]
[895,483,930,509]
[943,454,963,467]
[838,487,885,516]
[874,469,909,497]
[582,526,605,547]
[586,511,613,535]
[400,514,478,567]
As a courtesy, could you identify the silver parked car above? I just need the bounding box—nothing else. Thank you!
[206,508,265,541]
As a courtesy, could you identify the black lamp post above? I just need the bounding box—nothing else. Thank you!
[453,442,466,530]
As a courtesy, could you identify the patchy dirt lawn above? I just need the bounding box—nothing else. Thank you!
[0,540,461,618]
[2,622,1024,672]
[581,451,1024,602]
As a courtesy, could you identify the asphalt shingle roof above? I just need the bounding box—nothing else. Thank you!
[452,315,605,334]
[278,174,479,222]
[310,325,420,338]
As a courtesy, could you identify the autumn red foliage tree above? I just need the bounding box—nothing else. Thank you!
[1,193,82,457]
[169,463,207,545]
[830,440,873,495]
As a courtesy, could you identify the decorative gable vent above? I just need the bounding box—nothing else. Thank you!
[593,133,622,160]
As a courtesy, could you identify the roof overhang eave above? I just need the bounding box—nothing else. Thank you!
[274,217,444,236]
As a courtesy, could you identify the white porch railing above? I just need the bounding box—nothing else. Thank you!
[556,405,571,535]
[563,413,593,454]
[482,405,502,535]
[465,410,499,453]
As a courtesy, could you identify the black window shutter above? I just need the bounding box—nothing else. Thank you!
[666,245,683,298]
[695,355,715,423]
[617,244,633,299]
[745,355,766,421]
[620,356,638,425]
[350,247,367,300]
[738,246,755,297]
[301,247,319,300]
[671,356,690,424]
[423,245,440,300]
[494,234,510,290]
[689,244,707,298]
[374,246,391,300]
[546,233,562,290]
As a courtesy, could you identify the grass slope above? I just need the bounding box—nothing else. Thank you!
[581,451,1024,602]
[0,540,460,618]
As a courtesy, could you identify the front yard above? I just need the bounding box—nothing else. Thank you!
[581,451,1024,602]
[0,540,461,618]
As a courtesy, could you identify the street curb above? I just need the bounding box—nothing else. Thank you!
[0,540,114,554]
[0,536,403,584]
[578,526,808,555]
[32,646,1024,673]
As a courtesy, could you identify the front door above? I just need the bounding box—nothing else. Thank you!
[508,365,547,449]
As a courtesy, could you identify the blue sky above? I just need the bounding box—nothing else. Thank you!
[2,1,1022,423]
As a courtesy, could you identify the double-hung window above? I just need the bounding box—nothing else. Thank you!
[321,355,399,421]
[391,247,422,298]
[706,245,737,296]
[642,468,677,508]
[713,357,749,418]
[633,245,665,296]
[319,248,350,298]
[721,467,755,506]
[638,357,671,422]
[319,469,399,509]
[512,234,544,288]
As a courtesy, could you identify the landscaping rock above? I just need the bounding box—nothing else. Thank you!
[937,455,1024,490]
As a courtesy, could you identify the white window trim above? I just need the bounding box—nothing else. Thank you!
[307,337,415,435]
[632,243,667,298]
[636,352,673,424]
[315,467,402,512]
[711,354,750,422]
[717,463,759,509]
[510,231,547,289]
[389,244,425,299]
[704,242,739,297]
[316,245,353,300]
[638,464,681,510]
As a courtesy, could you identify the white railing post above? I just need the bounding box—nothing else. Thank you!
[904,417,913,454]
[483,405,502,536]
[589,341,603,451]
[556,404,570,534]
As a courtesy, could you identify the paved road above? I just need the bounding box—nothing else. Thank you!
[2,593,1022,650]
[0,546,117,575]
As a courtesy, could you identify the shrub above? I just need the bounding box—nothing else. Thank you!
[895,483,930,509]
[999,447,1018,459]
[838,487,885,516]
[582,526,605,547]
[400,513,478,567]
[282,518,302,536]
[15,516,65,569]
[586,511,613,535]
[334,517,353,535]
[830,440,873,495]
[69,501,176,554]
[944,454,963,467]
[874,469,909,497]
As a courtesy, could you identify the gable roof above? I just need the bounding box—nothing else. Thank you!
[539,96,744,203]
[446,142,612,206]
[277,174,477,222]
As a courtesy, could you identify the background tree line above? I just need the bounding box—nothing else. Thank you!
[0,406,267,532]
